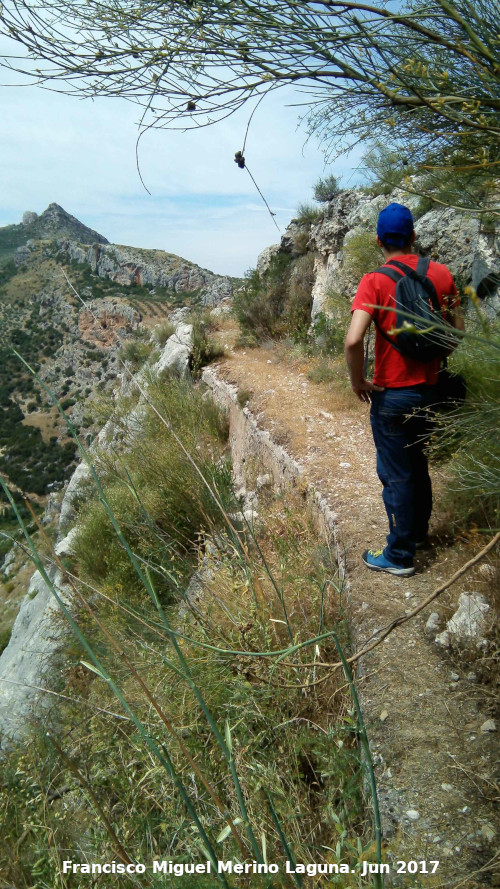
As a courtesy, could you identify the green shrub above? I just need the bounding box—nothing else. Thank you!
[118,339,152,370]
[295,202,323,226]
[74,377,231,600]
[361,143,410,196]
[307,358,337,383]
[429,314,500,530]
[234,252,293,341]
[0,260,17,288]
[343,230,383,281]
[313,174,340,203]
[152,320,176,347]
[310,310,346,355]
[284,252,315,342]
[237,387,252,407]
[190,316,225,378]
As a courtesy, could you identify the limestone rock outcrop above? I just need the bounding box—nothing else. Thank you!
[270,188,500,319]
[0,568,71,747]
[152,322,193,379]
[57,240,234,306]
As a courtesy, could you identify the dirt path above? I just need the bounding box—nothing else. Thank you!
[212,329,499,887]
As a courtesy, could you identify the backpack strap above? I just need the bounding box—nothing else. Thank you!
[385,257,430,279]
[373,266,403,284]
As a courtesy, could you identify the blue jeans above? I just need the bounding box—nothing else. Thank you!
[370,386,438,566]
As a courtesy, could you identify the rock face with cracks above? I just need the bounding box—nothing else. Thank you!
[257,187,500,320]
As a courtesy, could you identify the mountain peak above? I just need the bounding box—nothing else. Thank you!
[20,203,109,245]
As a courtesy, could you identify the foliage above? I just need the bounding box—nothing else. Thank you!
[430,311,500,530]
[234,252,314,343]
[342,232,383,283]
[361,144,411,197]
[295,203,323,226]
[234,253,292,341]
[0,259,18,286]
[118,338,153,370]
[0,477,369,888]
[189,314,225,378]
[285,253,316,342]
[0,383,76,495]
[74,377,231,600]
[306,358,337,384]
[0,363,379,888]
[0,225,32,265]
[310,312,346,357]
[237,387,252,407]
[0,626,12,655]
[313,175,340,203]
[1,0,498,215]
[152,320,176,347]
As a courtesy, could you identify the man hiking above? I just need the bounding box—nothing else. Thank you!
[345,202,464,576]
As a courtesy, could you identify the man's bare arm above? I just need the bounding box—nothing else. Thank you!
[345,309,384,403]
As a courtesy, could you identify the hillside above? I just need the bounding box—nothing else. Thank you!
[0,204,235,501]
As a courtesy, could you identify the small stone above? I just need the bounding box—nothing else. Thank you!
[256,474,271,490]
[480,719,497,733]
[467,671,478,683]
[243,509,258,524]
[405,809,420,821]
[478,563,495,580]
[441,783,454,792]
[433,836,441,844]
[450,671,460,682]
[481,823,496,843]
[446,592,490,647]
[425,612,441,637]
[435,630,450,648]
[379,709,389,722]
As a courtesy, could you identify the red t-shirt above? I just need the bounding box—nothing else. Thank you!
[352,253,459,388]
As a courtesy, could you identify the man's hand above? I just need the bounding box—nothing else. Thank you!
[351,380,384,404]
[351,379,384,403]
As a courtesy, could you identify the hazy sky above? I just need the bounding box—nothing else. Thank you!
[1,48,363,276]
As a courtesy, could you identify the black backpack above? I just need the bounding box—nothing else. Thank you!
[374,256,452,362]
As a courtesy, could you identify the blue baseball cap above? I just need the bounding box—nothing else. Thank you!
[377,203,414,247]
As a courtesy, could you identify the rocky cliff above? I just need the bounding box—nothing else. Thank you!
[259,188,500,319]
[56,240,233,305]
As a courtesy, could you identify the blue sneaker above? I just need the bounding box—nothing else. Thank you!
[362,549,415,576]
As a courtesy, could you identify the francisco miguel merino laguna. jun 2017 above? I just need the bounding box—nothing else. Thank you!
[61,858,440,878]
